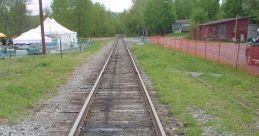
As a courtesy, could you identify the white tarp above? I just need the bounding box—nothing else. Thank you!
[34,17,78,49]
[13,29,52,44]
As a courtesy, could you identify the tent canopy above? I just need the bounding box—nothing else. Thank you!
[13,17,77,48]
[13,29,52,44]
[0,33,6,38]
[34,17,78,48]
[35,17,77,35]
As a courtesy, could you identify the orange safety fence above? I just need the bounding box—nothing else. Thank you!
[149,36,259,75]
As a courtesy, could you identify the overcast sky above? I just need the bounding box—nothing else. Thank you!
[27,0,132,15]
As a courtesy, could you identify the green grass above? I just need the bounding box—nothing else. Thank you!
[0,39,109,121]
[165,32,189,38]
[132,43,259,136]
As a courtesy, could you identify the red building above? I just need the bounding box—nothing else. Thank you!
[195,17,249,41]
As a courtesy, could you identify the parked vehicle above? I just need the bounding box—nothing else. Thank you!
[246,37,259,65]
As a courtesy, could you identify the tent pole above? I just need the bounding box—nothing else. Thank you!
[39,0,46,54]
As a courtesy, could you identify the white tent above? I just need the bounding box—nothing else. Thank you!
[34,18,78,49]
[13,29,52,44]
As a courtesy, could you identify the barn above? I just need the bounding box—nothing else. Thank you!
[195,17,249,42]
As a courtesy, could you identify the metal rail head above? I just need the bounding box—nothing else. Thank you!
[68,37,119,136]
[122,38,167,136]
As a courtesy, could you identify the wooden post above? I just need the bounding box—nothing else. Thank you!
[174,38,177,48]
[205,40,207,60]
[195,38,197,56]
[187,39,189,55]
[39,0,46,54]
[218,41,221,63]
[181,38,183,51]
[235,43,241,69]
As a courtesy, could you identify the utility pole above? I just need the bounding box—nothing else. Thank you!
[140,0,145,42]
[39,0,46,54]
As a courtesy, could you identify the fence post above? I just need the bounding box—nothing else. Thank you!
[187,39,189,55]
[205,40,207,60]
[60,38,63,59]
[181,38,183,51]
[174,38,177,49]
[195,39,197,56]
[218,40,221,63]
[176,38,178,49]
[235,43,241,69]
[165,38,168,47]
[164,38,166,47]
[80,41,82,51]
[172,38,174,48]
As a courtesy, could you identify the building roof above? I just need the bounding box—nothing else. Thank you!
[175,20,189,24]
[199,17,248,26]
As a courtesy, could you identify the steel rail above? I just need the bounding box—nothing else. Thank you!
[122,38,167,136]
[68,37,119,136]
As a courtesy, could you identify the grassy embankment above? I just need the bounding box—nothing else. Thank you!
[0,39,109,121]
[132,43,259,135]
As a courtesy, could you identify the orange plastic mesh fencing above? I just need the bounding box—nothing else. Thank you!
[149,36,259,75]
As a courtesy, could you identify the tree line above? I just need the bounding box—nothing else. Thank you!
[52,0,118,37]
[1,0,259,37]
[0,0,119,38]
[120,0,259,36]
[0,0,34,37]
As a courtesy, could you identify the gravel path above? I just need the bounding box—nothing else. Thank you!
[0,40,114,136]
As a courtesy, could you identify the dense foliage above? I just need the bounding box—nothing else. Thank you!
[1,0,259,37]
[0,0,33,37]
[0,0,118,38]
[223,0,259,23]
[52,0,117,37]
[144,0,176,35]
[121,0,259,36]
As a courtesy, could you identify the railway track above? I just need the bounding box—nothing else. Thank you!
[68,36,166,136]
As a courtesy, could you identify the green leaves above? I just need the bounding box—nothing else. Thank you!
[223,0,245,18]
[223,0,259,23]
[144,0,176,35]
[52,0,117,37]
[0,0,29,36]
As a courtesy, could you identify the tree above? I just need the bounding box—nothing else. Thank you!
[190,0,220,31]
[223,0,245,18]
[119,0,148,36]
[52,0,116,37]
[144,0,176,35]
[222,0,259,23]
[190,7,208,26]
[192,0,220,21]
[0,0,29,36]
[175,0,194,19]
[243,0,259,23]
